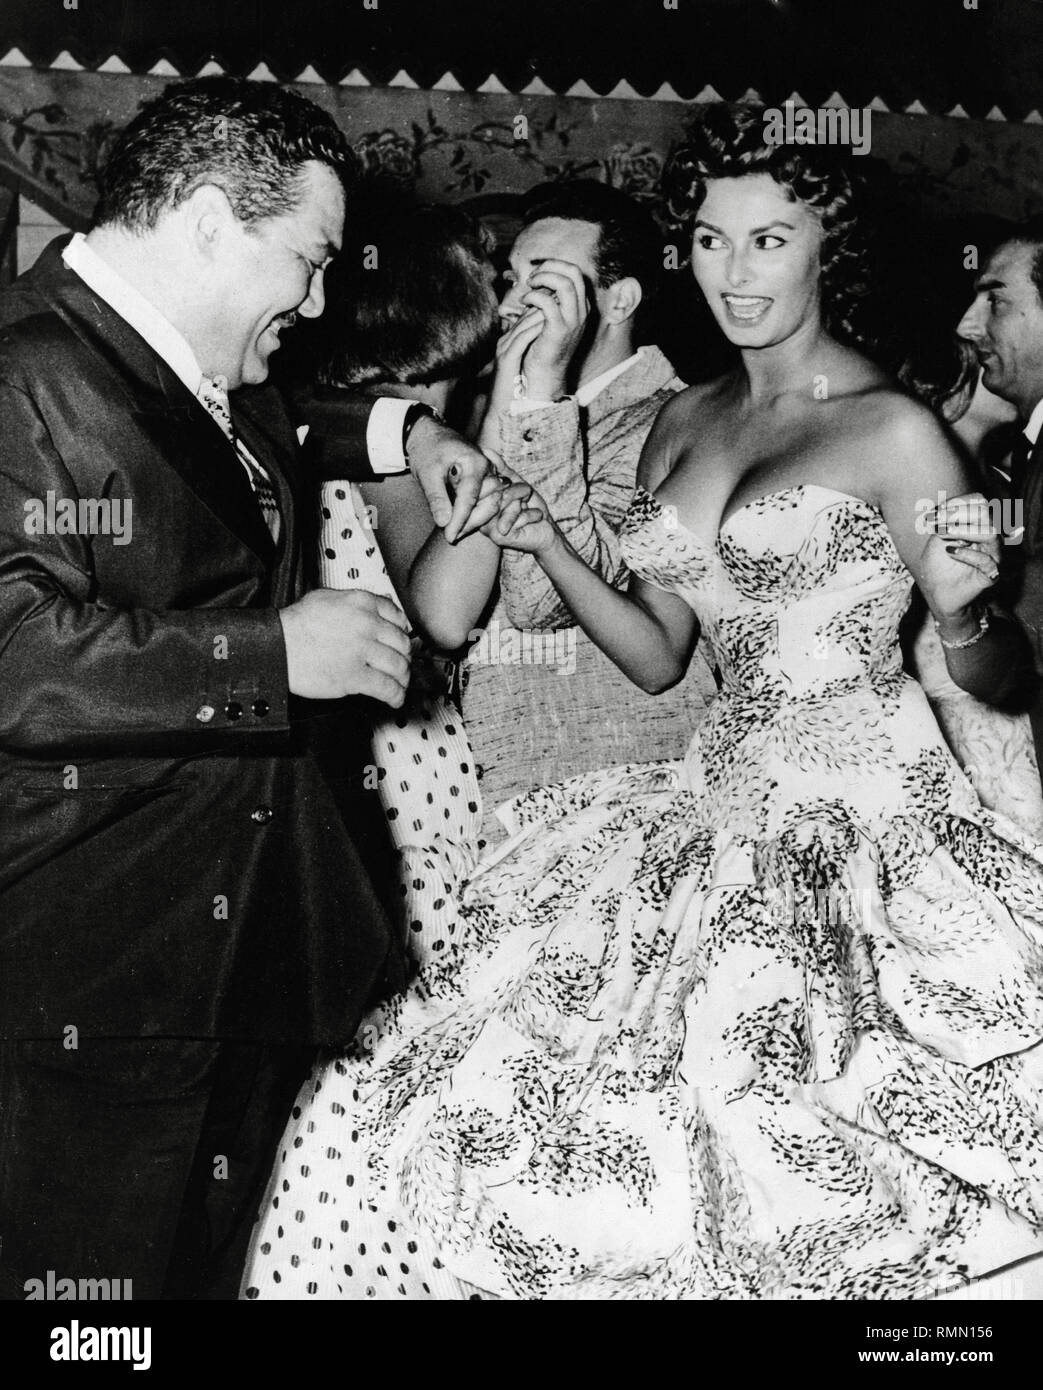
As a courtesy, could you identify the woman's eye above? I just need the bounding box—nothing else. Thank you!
[757,235,785,250]
[696,234,725,251]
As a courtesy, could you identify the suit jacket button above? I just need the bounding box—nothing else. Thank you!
[225,701,243,720]
[251,806,273,824]
[475,763,484,780]
[195,704,215,723]
[252,699,270,718]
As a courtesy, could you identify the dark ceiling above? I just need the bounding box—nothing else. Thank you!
[2,0,1043,118]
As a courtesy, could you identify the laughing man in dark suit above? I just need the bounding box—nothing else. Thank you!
[0,77,489,1300]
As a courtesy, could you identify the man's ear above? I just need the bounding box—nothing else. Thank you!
[601,275,643,326]
[179,183,238,259]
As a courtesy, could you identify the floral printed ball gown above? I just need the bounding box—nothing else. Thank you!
[247,483,1043,1301]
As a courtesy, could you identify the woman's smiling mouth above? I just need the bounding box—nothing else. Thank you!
[721,293,774,324]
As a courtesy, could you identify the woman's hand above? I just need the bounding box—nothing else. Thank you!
[480,465,558,556]
[918,492,1001,621]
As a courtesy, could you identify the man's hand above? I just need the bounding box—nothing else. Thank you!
[478,306,547,451]
[405,413,491,542]
[279,589,411,705]
[517,258,591,400]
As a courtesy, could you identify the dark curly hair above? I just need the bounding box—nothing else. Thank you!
[662,103,873,351]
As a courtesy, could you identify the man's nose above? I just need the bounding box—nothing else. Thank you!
[298,267,326,319]
[499,283,524,320]
[956,299,984,341]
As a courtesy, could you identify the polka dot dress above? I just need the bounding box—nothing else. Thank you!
[313,482,482,862]
[243,482,490,1300]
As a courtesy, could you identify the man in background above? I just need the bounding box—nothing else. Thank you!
[957,217,1043,785]
[468,181,716,843]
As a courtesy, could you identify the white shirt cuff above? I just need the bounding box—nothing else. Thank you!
[365,397,412,474]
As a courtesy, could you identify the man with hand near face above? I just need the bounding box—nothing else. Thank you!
[0,77,489,1300]
[958,220,1043,784]
[467,181,715,843]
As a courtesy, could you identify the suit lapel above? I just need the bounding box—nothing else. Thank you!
[135,398,277,566]
[1025,436,1043,555]
[20,237,280,570]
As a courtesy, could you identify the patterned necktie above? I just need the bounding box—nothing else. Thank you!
[197,376,281,543]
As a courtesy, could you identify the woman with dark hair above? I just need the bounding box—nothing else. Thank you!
[315,202,503,390]
[250,110,1043,1302]
[278,201,511,911]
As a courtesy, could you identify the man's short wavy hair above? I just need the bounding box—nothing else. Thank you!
[662,103,872,349]
[320,203,500,388]
[1004,214,1043,306]
[519,180,663,298]
[93,76,352,232]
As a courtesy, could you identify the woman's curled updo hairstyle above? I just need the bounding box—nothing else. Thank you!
[663,102,874,350]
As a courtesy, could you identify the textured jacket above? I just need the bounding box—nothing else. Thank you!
[463,346,717,841]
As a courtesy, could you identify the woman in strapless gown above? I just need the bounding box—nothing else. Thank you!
[245,106,1043,1301]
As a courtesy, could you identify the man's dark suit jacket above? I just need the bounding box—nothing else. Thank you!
[986,422,1043,774]
[0,237,403,1042]
[1014,435,1043,770]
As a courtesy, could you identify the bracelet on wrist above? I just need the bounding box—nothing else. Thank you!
[934,607,990,650]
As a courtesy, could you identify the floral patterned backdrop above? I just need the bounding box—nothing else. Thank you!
[3,67,1043,239]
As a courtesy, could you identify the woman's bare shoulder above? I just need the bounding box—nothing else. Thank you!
[844,380,970,502]
[638,375,734,490]
[852,381,954,454]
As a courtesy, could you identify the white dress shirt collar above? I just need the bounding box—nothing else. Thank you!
[574,348,644,408]
[62,232,206,397]
[1023,395,1043,447]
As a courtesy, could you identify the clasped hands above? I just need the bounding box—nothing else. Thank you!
[403,420,553,551]
[280,445,553,709]
[456,457,556,555]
